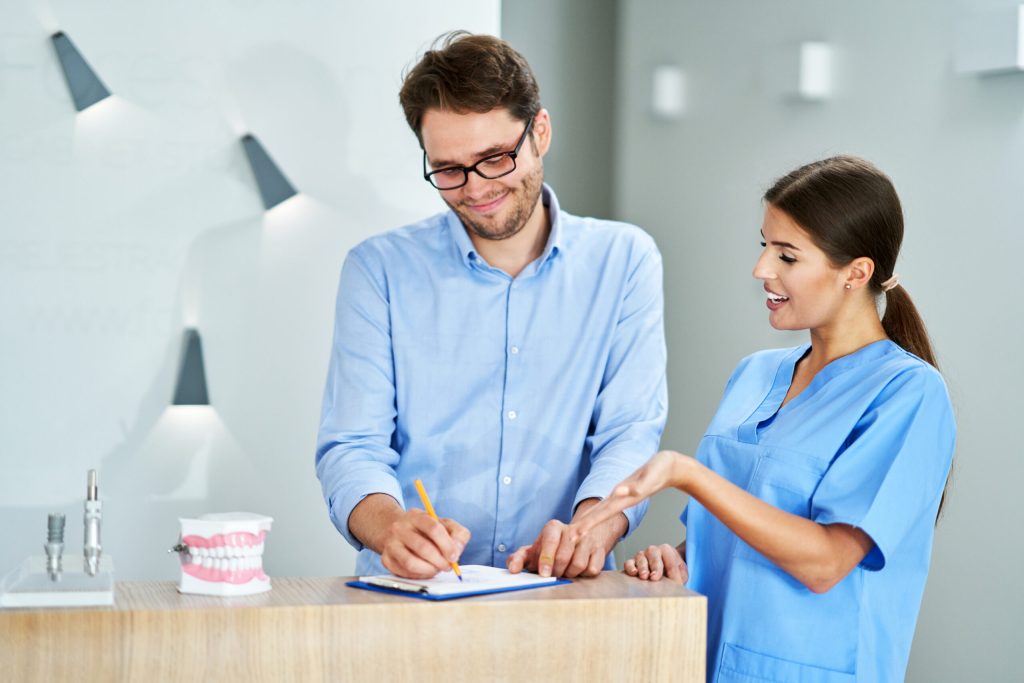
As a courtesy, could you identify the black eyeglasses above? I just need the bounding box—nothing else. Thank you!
[422,118,535,190]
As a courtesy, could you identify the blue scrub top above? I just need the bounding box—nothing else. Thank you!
[684,340,955,682]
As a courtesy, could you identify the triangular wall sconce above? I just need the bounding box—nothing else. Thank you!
[173,329,210,406]
[51,31,111,112]
[241,133,298,210]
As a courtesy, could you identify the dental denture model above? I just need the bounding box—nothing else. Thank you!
[172,512,273,596]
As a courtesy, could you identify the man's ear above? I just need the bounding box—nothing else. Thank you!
[532,108,552,157]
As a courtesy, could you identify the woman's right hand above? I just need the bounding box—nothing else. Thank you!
[568,450,691,543]
[624,543,687,584]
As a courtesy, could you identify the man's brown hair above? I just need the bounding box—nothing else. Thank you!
[399,31,541,145]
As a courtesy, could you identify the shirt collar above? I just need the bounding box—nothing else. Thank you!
[447,183,563,269]
[539,184,563,263]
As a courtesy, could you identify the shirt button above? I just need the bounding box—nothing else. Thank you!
[507,410,517,420]
[502,475,512,485]
[497,544,507,552]
[510,345,519,355]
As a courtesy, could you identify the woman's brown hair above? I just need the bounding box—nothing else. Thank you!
[764,155,936,367]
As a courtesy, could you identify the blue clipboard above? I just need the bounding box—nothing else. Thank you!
[346,577,571,601]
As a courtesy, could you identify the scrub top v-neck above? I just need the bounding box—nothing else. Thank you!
[683,340,955,683]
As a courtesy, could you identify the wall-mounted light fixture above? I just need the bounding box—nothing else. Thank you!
[241,133,298,210]
[50,31,111,112]
[173,329,209,406]
[651,65,687,120]
[956,4,1024,74]
[797,42,833,100]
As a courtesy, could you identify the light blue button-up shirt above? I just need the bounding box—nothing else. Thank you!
[316,185,667,575]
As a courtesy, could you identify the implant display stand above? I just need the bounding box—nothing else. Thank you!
[0,469,113,608]
[0,555,114,608]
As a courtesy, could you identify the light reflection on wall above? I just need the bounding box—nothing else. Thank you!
[148,405,223,501]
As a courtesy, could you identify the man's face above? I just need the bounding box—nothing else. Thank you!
[421,107,548,241]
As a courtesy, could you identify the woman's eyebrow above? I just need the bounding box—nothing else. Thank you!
[760,230,800,250]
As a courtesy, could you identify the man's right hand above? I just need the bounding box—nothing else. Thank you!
[379,508,470,579]
[349,493,471,579]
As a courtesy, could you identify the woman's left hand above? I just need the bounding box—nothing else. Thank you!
[625,543,688,584]
[568,450,689,543]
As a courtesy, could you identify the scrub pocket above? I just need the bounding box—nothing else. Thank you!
[732,447,827,565]
[718,643,855,683]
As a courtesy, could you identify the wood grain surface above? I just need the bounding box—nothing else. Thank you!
[0,571,706,682]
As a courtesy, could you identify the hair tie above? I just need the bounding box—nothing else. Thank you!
[881,273,900,292]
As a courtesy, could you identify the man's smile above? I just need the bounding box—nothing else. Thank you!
[464,191,510,215]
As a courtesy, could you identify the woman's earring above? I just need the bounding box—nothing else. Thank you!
[844,284,852,290]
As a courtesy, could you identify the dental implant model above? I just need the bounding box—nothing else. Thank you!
[43,513,66,581]
[83,469,102,576]
[0,469,113,608]
[172,512,273,596]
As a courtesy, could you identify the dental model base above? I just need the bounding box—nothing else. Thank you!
[172,512,272,596]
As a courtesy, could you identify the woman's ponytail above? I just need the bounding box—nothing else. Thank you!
[881,285,937,368]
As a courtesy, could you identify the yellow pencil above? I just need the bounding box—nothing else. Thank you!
[413,479,463,581]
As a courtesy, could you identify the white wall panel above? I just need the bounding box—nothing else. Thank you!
[0,0,500,580]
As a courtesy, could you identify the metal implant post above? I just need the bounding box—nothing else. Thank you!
[44,513,66,581]
[83,469,102,576]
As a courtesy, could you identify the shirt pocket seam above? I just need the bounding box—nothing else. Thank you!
[720,642,856,682]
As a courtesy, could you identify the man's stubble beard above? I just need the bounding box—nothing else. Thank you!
[447,164,545,242]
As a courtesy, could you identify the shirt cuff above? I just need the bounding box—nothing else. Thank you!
[330,476,406,551]
[813,511,885,572]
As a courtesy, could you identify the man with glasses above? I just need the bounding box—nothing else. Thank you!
[316,32,667,581]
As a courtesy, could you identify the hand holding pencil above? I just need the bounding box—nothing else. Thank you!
[414,479,464,581]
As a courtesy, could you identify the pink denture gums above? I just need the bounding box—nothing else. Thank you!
[182,530,267,548]
[180,530,268,584]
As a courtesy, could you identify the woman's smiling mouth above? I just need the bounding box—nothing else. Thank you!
[765,286,790,309]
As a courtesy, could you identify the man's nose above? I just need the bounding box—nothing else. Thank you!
[461,169,492,197]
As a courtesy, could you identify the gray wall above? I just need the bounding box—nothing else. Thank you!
[613,1,1021,681]
[0,0,499,581]
[510,0,1020,680]
[502,0,618,218]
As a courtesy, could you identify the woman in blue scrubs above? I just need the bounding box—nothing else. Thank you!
[570,155,955,682]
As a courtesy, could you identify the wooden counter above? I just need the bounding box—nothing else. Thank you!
[0,572,706,682]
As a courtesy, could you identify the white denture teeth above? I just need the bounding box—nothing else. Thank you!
[176,512,273,597]
[768,292,789,303]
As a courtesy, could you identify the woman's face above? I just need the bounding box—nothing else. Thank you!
[752,204,849,331]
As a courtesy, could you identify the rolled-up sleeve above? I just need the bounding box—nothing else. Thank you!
[574,236,668,535]
[316,248,405,550]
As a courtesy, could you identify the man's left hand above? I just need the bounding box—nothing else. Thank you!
[506,499,627,578]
